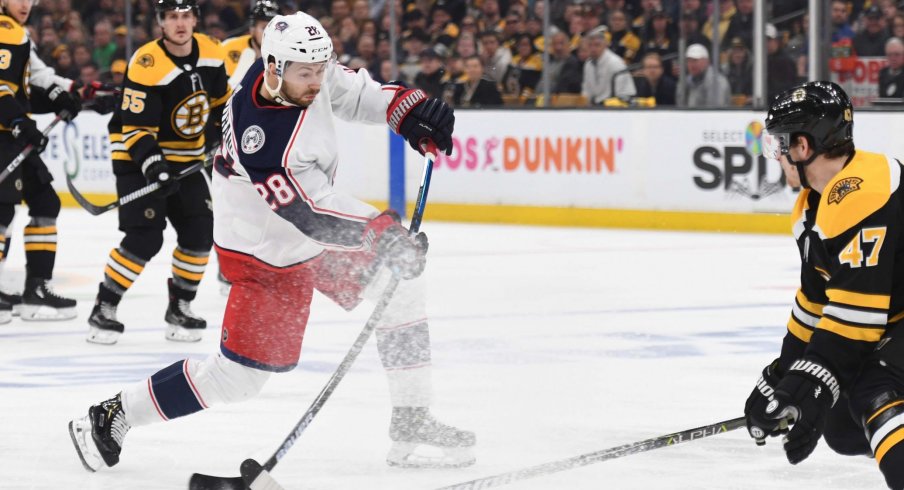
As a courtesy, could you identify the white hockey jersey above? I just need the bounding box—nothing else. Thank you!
[213,59,400,267]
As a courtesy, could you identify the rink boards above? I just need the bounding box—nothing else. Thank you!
[38,109,904,234]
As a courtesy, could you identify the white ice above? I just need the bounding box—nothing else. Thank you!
[0,208,887,489]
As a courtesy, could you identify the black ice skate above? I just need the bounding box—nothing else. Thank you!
[68,393,131,472]
[387,407,476,468]
[21,277,76,321]
[86,301,125,345]
[0,290,23,316]
[165,279,206,342]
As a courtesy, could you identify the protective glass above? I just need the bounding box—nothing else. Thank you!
[762,129,790,160]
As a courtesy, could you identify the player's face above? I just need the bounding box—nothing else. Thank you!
[3,0,34,25]
[277,60,327,107]
[160,9,196,46]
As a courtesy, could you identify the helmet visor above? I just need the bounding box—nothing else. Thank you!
[762,129,790,160]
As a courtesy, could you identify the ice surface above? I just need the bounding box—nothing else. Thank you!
[0,209,885,489]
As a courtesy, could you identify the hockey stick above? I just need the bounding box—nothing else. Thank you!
[0,114,65,186]
[434,416,746,490]
[64,150,215,216]
[188,141,438,490]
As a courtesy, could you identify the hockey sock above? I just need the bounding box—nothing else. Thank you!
[23,217,56,279]
[102,247,148,302]
[0,224,10,270]
[120,354,270,426]
[171,247,209,298]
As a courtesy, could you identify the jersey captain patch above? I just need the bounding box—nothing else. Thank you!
[171,91,210,139]
[828,177,863,205]
[241,125,265,154]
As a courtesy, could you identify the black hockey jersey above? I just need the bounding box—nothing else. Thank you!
[780,150,904,385]
[109,33,230,168]
[0,15,31,130]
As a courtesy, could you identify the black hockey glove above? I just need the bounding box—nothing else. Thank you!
[10,117,48,153]
[47,84,82,122]
[744,359,788,445]
[365,210,429,280]
[748,358,840,464]
[141,154,179,197]
[78,81,119,115]
[387,87,454,156]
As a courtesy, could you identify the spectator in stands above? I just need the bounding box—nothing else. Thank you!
[79,61,100,87]
[206,22,228,41]
[681,0,707,25]
[72,44,92,71]
[540,30,582,95]
[455,31,479,58]
[477,0,503,32]
[766,23,799,100]
[51,45,80,80]
[401,29,431,82]
[831,0,855,42]
[632,0,662,41]
[582,27,636,104]
[478,30,511,83]
[375,58,395,84]
[414,47,447,98]
[351,0,370,24]
[723,0,754,50]
[892,13,904,40]
[679,8,711,51]
[355,34,379,75]
[880,0,899,20]
[640,8,677,74]
[703,0,735,46]
[634,51,676,105]
[453,55,503,107]
[525,14,543,49]
[853,5,889,56]
[331,0,351,23]
[109,59,126,87]
[606,9,641,65]
[502,33,543,97]
[203,0,242,31]
[723,37,752,100]
[429,2,460,48]
[679,43,730,107]
[92,19,117,71]
[879,37,904,98]
[460,14,478,35]
[501,8,526,47]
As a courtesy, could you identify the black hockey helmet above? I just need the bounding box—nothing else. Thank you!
[251,0,279,22]
[764,81,853,158]
[155,0,199,20]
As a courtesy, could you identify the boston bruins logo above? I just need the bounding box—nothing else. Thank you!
[0,20,14,30]
[827,177,863,205]
[229,50,241,63]
[137,54,154,68]
[171,91,210,139]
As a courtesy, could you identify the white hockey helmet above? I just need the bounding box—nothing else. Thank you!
[260,12,333,76]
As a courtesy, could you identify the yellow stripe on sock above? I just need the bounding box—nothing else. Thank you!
[172,266,204,281]
[173,249,209,265]
[111,249,144,274]
[104,265,133,288]
[24,243,57,252]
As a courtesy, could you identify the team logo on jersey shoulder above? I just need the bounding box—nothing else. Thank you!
[0,20,13,30]
[137,54,154,68]
[827,177,863,205]
[229,50,241,63]
[241,125,266,154]
[274,21,289,32]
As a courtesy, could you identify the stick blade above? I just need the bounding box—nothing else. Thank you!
[240,459,285,490]
[188,472,247,490]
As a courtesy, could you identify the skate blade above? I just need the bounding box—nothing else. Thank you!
[387,442,476,469]
[86,326,121,345]
[20,304,76,321]
[166,324,204,342]
[11,304,21,317]
[69,418,103,472]
[0,309,11,324]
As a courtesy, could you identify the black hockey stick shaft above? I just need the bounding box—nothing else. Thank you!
[188,141,438,490]
[0,114,64,185]
[67,155,212,216]
[435,416,746,490]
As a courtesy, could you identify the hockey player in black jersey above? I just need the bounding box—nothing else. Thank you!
[746,81,904,489]
[0,0,82,322]
[86,0,230,344]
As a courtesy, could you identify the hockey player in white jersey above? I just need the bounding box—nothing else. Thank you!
[69,11,474,472]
